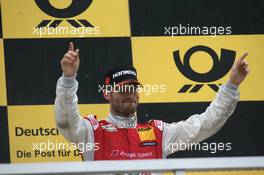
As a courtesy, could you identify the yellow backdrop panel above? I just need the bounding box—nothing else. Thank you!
[132,35,264,103]
[8,104,109,163]
[1,0,130,38]
[0,39,7,106]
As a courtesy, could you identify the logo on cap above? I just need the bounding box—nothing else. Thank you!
[112,70,137,79]
[104,65,140,86]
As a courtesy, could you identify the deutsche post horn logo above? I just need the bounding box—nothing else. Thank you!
[173,45,236,93]
[35,0,93,28]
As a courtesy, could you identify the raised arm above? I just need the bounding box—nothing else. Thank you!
[55,42,94,147]
[163,53,250,156]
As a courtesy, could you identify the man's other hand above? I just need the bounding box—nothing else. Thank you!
[229,52,250,86]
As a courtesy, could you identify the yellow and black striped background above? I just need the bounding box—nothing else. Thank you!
[0,2,263,173]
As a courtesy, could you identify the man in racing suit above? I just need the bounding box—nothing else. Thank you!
[55,42,249,161]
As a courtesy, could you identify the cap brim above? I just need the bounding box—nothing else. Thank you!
[117,80,143,87]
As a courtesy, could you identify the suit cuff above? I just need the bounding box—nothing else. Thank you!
[62,73,77,88]
[225,81,239,91]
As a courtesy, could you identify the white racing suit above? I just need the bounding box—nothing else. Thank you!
[55,74,239,174]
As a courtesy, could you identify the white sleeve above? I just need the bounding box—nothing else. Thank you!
[54,74,94,149]
[162,81,240,156]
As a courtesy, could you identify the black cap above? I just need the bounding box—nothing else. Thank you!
[104,65,142,86]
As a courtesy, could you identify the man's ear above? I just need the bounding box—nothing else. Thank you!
[103,91,111,101]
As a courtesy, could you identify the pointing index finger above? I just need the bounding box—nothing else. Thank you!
[69,42,74,51]
[239,52,248,62]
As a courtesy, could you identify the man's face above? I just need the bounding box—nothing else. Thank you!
[107,84,139,117]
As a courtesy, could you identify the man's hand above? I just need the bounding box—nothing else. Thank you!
[61,42,80,77]
[229,52,250,86]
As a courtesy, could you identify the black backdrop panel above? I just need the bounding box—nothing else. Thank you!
[4,38,133,105]
[129,0,264,36]
[137,101,264,157]
[0,106,10,163]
